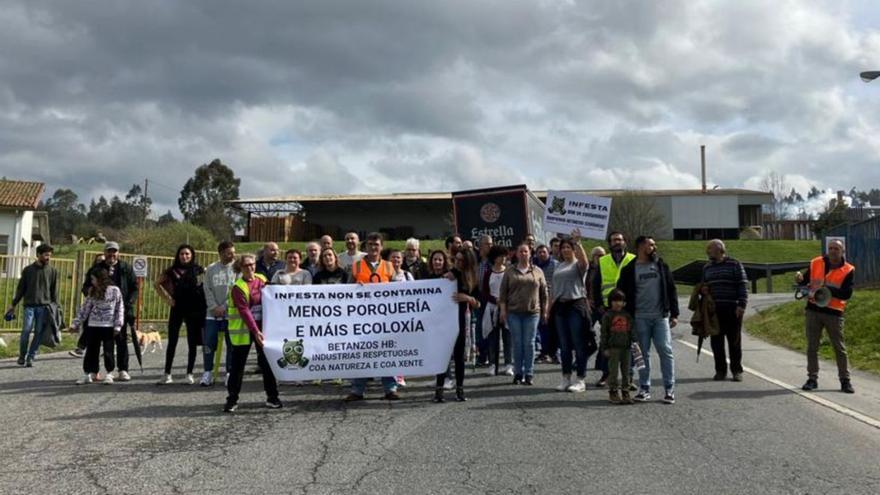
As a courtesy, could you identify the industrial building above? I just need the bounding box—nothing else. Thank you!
[231,187,773,242]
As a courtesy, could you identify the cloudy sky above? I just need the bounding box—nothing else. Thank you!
[2,0,880,216]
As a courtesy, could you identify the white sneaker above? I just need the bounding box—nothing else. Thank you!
[556,376,572,392]
[76,373,94,385]
[443,378,455,390]
[502,364,515,376]
[567,379,586,393]
[157,374,173,385]
[103,373,114,385]
[487,365,496,376]
[186,373,195,385]
[118,370,131,382]
[199,371,213,387]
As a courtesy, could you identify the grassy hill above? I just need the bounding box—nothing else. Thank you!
[745,289,880,374]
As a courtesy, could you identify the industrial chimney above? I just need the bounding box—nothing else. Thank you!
[701,145,707,193]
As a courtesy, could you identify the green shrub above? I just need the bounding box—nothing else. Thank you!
[122,223,217,255]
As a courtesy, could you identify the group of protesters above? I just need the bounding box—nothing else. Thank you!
[7,227,857,412]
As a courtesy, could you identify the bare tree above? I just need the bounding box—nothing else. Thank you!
[759,171,790,221]
[607,190,668,241]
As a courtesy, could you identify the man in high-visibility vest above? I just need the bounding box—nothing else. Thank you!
[591,231,636,387]
[796,239,856,393]
[345,232,401,401]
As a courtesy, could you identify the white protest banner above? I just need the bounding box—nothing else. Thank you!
[543,190,612,239]
[261,279,459,381]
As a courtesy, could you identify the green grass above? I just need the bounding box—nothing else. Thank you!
[654,240,819,270]
[745,289,880,374]
[0,331,79,359]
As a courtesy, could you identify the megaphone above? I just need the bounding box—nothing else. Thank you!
[813,286,832,308]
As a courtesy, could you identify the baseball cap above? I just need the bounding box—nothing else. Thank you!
[104,241,120,251]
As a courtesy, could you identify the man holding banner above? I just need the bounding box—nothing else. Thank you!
[347,233,401,401]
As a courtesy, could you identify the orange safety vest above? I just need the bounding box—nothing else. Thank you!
[352,258,393,284]
[808,256,855,312]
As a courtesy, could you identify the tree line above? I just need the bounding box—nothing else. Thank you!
[41,159,245,244]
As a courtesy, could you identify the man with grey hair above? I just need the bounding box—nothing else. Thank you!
[319,235,334,251]
[795,239,855,393]
[701,239,749,382]
[301,242,321,277]
[338,232,365,270]
[401,238,428,279]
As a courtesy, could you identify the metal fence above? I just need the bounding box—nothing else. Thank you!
[1,250,217,331]
[828,216,880,287]
[0,255,80,330]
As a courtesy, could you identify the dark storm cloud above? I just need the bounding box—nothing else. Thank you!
[0,0,878,212]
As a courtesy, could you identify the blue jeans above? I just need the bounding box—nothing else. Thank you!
[555,304,589,378]
[508,312,539,377]
[351,377,397,395]
[203,319,232,373]
[635,317,675,392]
[19,305,48,360]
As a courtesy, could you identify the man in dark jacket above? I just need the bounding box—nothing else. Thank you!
[81,241,138,381]
[617,236,679,404]
[701,239,748,382]
[7,244,58,367]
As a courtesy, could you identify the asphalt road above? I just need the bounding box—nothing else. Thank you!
[1,294,878,494]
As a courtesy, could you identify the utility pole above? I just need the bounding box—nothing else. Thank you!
[143,178,149,228]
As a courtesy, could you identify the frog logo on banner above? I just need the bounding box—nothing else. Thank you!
[133,256,148,278]
[548,196,566,216]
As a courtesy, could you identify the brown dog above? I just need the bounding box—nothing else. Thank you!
[136,325,163,353]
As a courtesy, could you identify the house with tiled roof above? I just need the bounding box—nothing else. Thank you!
[0,179,48,257]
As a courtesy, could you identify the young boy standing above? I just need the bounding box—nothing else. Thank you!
[601,289,637,404]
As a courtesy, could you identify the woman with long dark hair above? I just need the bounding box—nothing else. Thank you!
[312,248,351,285]
[156,244,207,385]
[551,232,592,393]
[434,248,480,403]
[481,245,513,377]
[71,268,123,385]
[425,250,450,279]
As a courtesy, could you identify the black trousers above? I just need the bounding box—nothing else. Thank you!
[164,306,204,375]
[436,324,466,388]
[226,340,279,405]
[711,305,743,376]
[83,325,115,374]
[488,326,512,367]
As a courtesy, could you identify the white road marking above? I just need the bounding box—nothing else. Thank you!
[676,339,880,431]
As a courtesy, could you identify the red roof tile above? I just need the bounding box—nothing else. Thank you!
[0,180,45,209]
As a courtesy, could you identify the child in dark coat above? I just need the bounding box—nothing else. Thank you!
[601,289,638,404]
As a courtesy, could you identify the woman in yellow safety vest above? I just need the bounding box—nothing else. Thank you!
[224,254,281,413]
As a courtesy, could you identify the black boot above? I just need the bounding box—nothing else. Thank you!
[841,379,855,394]
[802,378,818,391]
[455,386,467,402]
[433,387,445,403]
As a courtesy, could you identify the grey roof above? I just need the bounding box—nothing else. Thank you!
[230,188,772,204]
